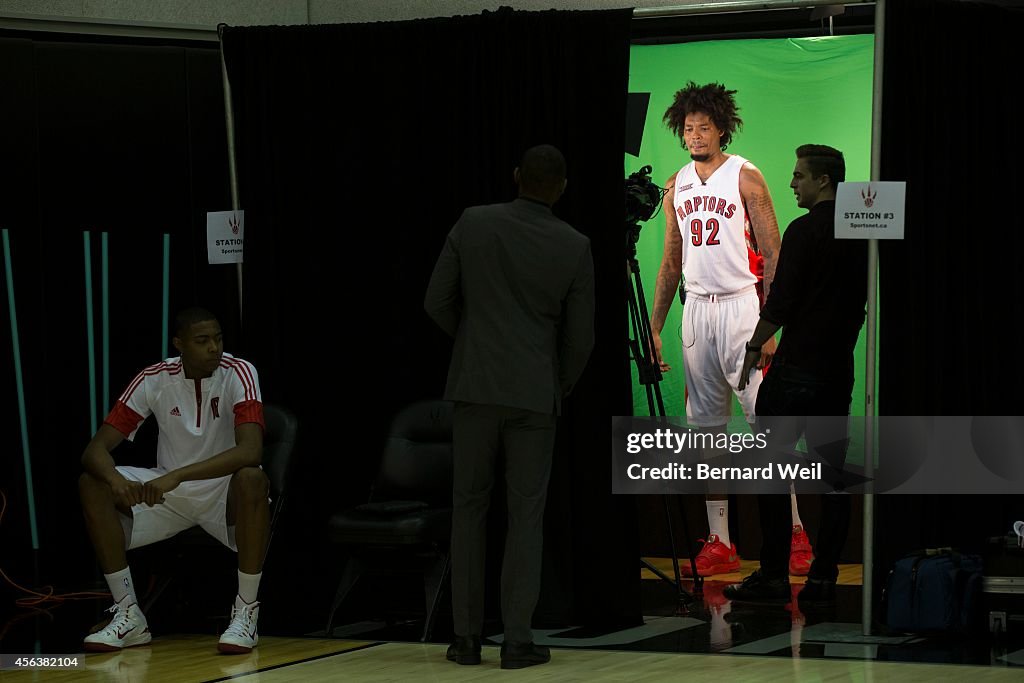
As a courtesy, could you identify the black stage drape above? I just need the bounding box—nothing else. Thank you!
[0,37,232,594]
[221,7,639,630]
[876,0,1024,603]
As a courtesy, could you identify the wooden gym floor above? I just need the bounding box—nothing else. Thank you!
[3,637,1024,682]
[3,560,1023,681]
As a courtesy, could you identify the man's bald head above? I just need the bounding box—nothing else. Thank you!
[515,144,567,205]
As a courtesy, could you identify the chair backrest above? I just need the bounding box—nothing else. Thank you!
[262,403,298,512]
[371,400,453,508]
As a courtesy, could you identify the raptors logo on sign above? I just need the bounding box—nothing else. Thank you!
[229,214,240,235]
[861,186,878,208]
[211,397,220,419]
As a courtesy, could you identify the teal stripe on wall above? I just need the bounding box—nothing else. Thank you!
[101,232,109,414]
[83,232,97,435]
[3,229,40,550]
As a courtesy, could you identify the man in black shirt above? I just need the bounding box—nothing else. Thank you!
[723,144,867,604]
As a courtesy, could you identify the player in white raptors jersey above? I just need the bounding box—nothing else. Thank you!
[79,308,268,654]
[650,82,782,577]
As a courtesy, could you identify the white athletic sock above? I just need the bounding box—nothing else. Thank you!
[706,500,730,547]
[105,566,136,605]
[790,485,803,530]
[237,570,262,605]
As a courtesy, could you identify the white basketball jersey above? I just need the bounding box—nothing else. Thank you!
[674,154,759,296]
[106,352,263,471]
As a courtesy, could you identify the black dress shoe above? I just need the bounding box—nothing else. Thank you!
[446,635,481,665]
[500,641,551,670]
[722,570,791,602]
[798,578,837,607]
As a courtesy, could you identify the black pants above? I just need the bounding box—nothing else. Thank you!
[450,402,556,643]
[755,362,853,581]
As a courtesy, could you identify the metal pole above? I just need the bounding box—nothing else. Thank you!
[162,233,171,360]
[863,0,884,637]
[218,23,243,326]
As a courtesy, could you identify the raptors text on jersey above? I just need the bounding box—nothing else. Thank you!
[674,155,761,297]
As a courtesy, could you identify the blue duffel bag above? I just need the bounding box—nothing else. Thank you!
[884,548,984,633]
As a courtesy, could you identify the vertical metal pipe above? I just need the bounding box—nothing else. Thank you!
[162,233,171,360]
[863,0,885,636]
[218,23,244,325]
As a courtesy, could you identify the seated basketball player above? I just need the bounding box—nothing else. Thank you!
[78,307,268,653]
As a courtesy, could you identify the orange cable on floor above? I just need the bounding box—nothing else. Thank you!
[0,488,110,608]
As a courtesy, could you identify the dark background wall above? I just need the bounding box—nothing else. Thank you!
[219,7,637,630]
[0,8,641,634]
[873,0,1024,592]
[0,33,235,591]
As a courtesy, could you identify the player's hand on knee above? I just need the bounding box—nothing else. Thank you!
[142,473,181,506]
[111,476,144,508]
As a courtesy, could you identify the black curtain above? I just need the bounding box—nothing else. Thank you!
[0,36,232,597]
[222,7,639,630]
[876,0,1024,601]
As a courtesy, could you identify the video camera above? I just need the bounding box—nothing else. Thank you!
[625,165,664,226]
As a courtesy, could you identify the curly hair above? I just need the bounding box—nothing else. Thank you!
[663,81,743,151]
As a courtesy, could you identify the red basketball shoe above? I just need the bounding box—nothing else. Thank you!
[681,534,741,577]
[789,525,814,577]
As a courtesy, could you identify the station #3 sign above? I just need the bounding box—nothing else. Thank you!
[834,182,905,240]
[207,210,245,264]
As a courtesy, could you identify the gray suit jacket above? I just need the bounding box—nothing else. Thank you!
[424,198,595,415]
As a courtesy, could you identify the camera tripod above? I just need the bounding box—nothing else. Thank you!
[626,222,702,611]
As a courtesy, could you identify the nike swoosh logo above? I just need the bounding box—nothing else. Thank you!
[117,626,135,639]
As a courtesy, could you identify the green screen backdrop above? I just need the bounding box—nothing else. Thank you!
[626,35,875,434]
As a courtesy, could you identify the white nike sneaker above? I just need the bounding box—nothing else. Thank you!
[218,598,260,654]
[83,597,152,652]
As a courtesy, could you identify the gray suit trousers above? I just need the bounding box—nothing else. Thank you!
[450,402,556,644]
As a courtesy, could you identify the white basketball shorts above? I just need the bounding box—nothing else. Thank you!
[115,466,236,551]
[681,286,763,427]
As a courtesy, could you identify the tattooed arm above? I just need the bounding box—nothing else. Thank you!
[739,162,782,298]
[739,162,782,367]
[650,174,683,372]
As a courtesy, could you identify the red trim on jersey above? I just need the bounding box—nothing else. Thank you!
[234,399,265,431]
[118,361,182,403]
[745,231,765,307]
[221,357,257,402]
[105,401,146,438]
[194,380,203,429]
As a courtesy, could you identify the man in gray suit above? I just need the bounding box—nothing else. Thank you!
[425,144,595,670]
